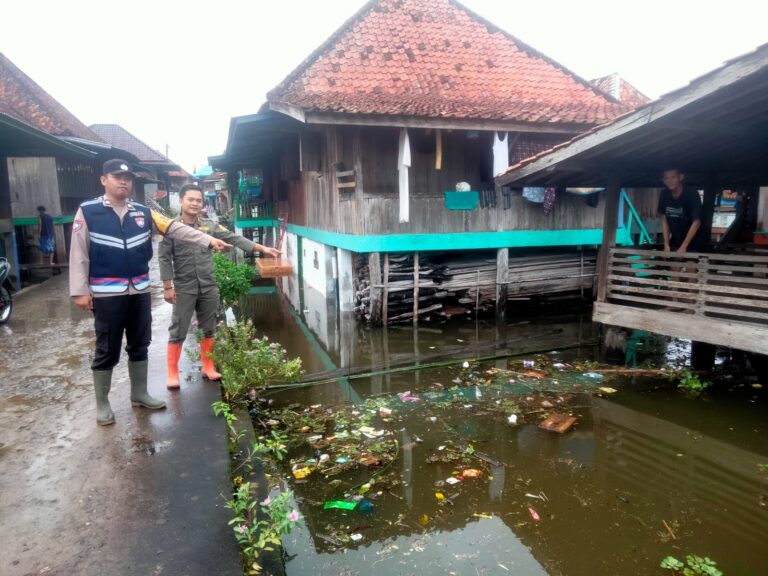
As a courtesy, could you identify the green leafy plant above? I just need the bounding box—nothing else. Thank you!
[225,484,300,574]
[661,554,723,576]
[677,370,711,394]
[212,400,245,450]
[212,320,302,402]
[213,253,255,309]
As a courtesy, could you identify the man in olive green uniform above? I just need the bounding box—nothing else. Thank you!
[159,184,280,389]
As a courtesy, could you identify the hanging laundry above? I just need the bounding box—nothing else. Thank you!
[522,187,546,203]
[398,128,411,223]
[493,132,509,176]
[543,187,556,215]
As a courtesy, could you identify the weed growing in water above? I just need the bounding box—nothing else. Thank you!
[660,554,723,575]
[677,370,711,395]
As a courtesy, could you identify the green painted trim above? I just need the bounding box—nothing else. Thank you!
[248,286,278,294]
[13,215,74,226]
[236,218,275,228]
[286,223,633,253]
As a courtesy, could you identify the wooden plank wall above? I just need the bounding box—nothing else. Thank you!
[8,157,61,217]
[290,124,661,238]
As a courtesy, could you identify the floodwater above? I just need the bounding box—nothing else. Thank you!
[240,285,768,576]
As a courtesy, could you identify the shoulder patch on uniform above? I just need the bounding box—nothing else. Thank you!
[198,226,209,232]
[73,219,84,233]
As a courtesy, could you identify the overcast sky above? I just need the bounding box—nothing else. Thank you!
[3,1,766,173]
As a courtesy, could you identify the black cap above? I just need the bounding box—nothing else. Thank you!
[102,159,138,177]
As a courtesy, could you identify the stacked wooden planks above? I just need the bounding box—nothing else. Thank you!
[354,250,597,324]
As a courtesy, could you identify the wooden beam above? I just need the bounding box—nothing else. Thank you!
[596,178,621,302]
[413,252,419,325]
[496,247,508,317]
[267,102,306,123]
[369,252,382,325]
[353,127,364,236]
[383,253,389,325]
[593,301,768,356]
[304,111,587,134]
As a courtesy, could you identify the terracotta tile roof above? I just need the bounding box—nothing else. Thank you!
[590,73,651,109]
[89,124,177,166]
[268,0,630,125]
[0,52,100,140]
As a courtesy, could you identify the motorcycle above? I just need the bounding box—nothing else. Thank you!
[0,257,13,324]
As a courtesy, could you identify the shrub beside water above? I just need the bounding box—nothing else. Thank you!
[212,320,302,402]
[213,253,255,309]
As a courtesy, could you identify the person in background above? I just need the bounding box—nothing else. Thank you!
[69,159,232,426]
[37,205,59,274]
[159,183,280,390]
[658,168,706,254]
[657,167,706,311]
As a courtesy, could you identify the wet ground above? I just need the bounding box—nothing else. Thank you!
[239,288,768,576]
[0,254,239,576]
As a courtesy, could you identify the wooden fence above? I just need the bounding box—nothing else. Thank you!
[594,246,768,354]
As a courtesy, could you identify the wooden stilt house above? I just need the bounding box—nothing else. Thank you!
[212,0,648,324]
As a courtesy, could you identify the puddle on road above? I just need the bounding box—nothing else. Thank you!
[241,290,768,575]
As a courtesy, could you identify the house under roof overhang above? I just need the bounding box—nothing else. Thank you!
[496,42,768,190]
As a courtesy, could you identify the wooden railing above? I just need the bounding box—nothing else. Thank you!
[603,247,768,325]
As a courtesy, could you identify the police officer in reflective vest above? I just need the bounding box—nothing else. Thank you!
[69,159,231,426]
[159,183,280,389]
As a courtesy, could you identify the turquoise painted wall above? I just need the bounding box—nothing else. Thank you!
[236,220,632,253]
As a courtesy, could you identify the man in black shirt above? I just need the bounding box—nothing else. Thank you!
[657,168,705,253]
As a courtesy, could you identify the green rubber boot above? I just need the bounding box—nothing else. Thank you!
[128,360,166,410]
[93,369,115,426]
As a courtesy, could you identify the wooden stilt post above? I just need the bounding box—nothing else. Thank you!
[496,247,508,318]
[412,252,419,325]
[383,253,390,325]
[369,252,382,325]
[597,178,621,303]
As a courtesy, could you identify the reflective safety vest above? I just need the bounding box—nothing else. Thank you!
[80,197,153,293]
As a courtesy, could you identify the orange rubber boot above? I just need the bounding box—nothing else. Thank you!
[201,337,221,381]
[167,342,183,389]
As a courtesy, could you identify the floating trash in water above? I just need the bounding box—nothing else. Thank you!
[523,359,535,368]
[528,507,541,521]
[323,500,357,511]
[473,512,492,519]
[418,514,430,526]
[539,413,577,433]
[583,372,604,379]
[350,533,363,542]
[335,456,349,464]
[462,468,482,478]
[507,414,518,425]
[292,466,314,479]
[446,477,461,485]
[598,387,618,394]
[379,407,392,416]
[435,492,445,501]
[462,361,470,368]
[358,499,375,512]
[398,391,422,402]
